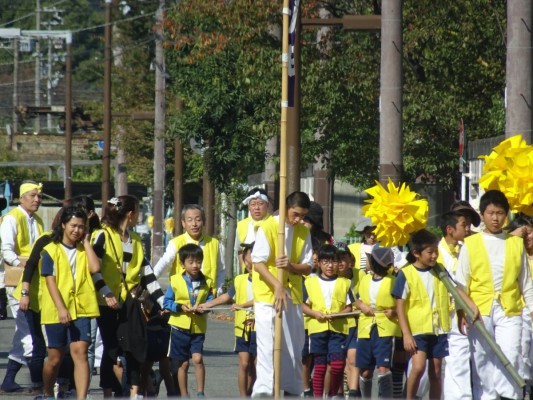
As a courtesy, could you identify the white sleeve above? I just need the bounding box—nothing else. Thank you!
[298,232,313,266]
[153,240,178,278]
[216,242,226,294]
[454,244,471,293]
[519,252,533,311]
[251,227,270,263]
[0,215,20,266]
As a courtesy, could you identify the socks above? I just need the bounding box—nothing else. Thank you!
[312,355,327,397]
[328,353,346,396]
[378,371,393,399]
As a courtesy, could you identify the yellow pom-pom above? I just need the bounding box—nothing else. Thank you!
[164,217,175,233]
[479,134,533,216]
[362,178,428,246]
[146,215,154,229]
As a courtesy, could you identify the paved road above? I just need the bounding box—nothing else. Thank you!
[0,310,239,398]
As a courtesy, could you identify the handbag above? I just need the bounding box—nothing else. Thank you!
[3,257,28,287]
[105,229,152,321]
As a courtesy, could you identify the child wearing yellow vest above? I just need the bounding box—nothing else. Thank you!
[200,242,256,396]
[302,244,353,398]
[336,243,364,398]
[39,207,100,400]
[354,247,400,399]
[163,243,214,397]
[455,190,533,399]
[392,229,476,400]
[251,191,313,397]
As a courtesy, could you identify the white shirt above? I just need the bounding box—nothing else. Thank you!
[153,236,226,293]
[455,231,533,311]
[251,216,313,267]
[234,219,258,252]
[0,205,41,266]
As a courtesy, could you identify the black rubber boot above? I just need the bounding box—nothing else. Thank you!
[0,359,23,392]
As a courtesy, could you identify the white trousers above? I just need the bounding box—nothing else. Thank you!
[7,287,33,364]
[252,296,305,396]
[444,313,473,400]
[519,308,533,384]
[470,302,523,400]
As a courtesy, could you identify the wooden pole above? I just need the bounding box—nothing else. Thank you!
[274,0,290,397]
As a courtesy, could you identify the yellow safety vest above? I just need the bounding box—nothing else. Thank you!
[252,215,309,304]
[348,242,364,270]
[234,273,255,338]
[91,227,144,305]
[305,275,352,335]
[40,241,99,324]
[167,273,213,334]
[170,233,219,288]
[357,273,401,338]
[465,233,524,316]
[401,264,450,334]
[6,207,44,257]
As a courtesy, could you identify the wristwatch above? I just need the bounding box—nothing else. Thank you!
[20,289,29,297]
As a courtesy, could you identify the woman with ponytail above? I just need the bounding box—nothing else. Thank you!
[91,195,164,398]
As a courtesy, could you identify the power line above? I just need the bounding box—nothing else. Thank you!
[72,12,156,34]
[0,0,69,28]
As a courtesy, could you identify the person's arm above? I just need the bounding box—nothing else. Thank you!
[153,241,178,279]
[396,298,416,354]
[353,298,375,316]
[254,261,286,311]
[454,285,480,335]
[280,231,313,276]
[163,285,180,313]
[20,235,52,311]
[83,235,100,274]
[90,231,118,309]
[199,293,232,310]
[302,302,327,322]
[234,299,253,310]
[0,215,20,266]
[140,258,165,308]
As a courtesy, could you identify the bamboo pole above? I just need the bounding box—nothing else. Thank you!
[274,1,291,398]
[434,264,525,388]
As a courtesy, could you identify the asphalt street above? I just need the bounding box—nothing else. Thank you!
[0,310,239,398]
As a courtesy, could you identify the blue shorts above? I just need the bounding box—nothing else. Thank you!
[234,332,257,357]
[310,331,347,358]
[302,329,310,358]
[345,326,358,350]
[44,317,92,348]
[146,324,171,362]
[168,326,205,362]
[356,325,394,369]
[413,334,448,359]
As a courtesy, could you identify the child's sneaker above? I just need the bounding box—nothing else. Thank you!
[302,389,313,397]
[197,391,205,397]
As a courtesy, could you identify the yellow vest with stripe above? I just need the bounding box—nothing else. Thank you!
[91,227,144,305]
[401,264,450,334]
[168,273,213,334]
[234,273,255,338]
[40,241,100,324]
[170,233,219,288]
[357,273,401,338]
[305,275,352,335]
[465,233,524,316]
[437,237,459,274]
[252,216,309,304]
[6,207,44,257]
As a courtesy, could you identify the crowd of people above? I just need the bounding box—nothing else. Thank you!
[1,182,533,400]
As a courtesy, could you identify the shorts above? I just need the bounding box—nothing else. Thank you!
[302,329,310,358]
[310,331,347,358]
[413,334,448,359]
[168,326,205,362]
[345,326,358,350]
[44,317,92,348]
[234,332,257,357]
[356,325,395,369]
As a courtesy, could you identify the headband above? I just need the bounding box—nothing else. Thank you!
[107,197,122,208]
[242,191,269,206]
[20,182,42,196]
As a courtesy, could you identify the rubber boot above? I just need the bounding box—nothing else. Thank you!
[377,372,393,399]
[0,288,8,320]
[1,359,23,392]
[359,377,373,399]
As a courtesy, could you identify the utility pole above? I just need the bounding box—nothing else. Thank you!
[173,99,184,237]
[505,1,532,143]
[102,0,112,207]
[379,0,403,185]
[34,0,41,134]
[12,37,19,141]
[152,0,166,265]
[65,33,73,199]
